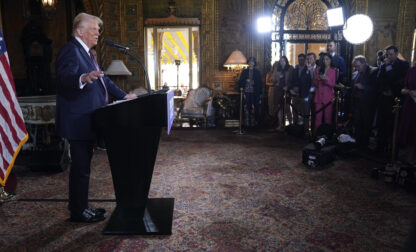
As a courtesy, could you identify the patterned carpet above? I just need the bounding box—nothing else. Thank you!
[1,128,416,251]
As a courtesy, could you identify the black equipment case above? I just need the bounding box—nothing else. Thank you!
[285,124,305,138]
[302,143,336,168]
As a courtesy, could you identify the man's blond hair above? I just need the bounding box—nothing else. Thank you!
[72,12,103,37]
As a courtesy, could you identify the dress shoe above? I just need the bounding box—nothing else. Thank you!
[88,206,106,216]
[0,187,15,202]
[70,208,105,223]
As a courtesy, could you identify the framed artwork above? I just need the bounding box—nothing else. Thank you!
[213,82,223,90]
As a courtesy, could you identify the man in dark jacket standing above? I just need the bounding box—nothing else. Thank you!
[376,45,409,154]
[55,13,136,223]
[351,55,378,148]
[292,54,312,132]
[238,57,262,127]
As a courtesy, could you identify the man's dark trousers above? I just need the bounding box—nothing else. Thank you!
[68,139,95,215]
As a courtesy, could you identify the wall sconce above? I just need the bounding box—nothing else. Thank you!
[41,0,57,17]
[223,50,248,81]
[41,0,56,7]
[105,60,132,91]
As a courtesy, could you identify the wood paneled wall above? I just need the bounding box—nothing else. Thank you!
[1,0,414,95]
[1,0,68,79]
[352,0,415,65]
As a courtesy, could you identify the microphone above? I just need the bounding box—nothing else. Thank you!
[104,40,130,51]
[105,40,152,94]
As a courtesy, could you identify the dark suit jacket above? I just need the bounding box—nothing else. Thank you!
[55,38,126,140]
[377,58,410,98]
[352,65,378,105]
[238,68,262,95]
[332,53,346,82]
[292,65,312,98]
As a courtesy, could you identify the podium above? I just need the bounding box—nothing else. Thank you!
[92,89,175,235]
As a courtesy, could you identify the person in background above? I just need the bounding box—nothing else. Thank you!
[327,40,346,84]
[375,45,409,155]
[266,61,280,129]
[312,53,337,134]
[317,52,325,66]
[55,13,136,223]
[291,54,312,133]
[273,56,293,131]
[307,53,317,133]
[399,65,416,164]
[376,50,385,68]
[238,56,262,128]
[351,55,378,148]
[307,53,318,81]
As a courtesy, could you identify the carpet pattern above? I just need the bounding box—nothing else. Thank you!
[1,129,415,251]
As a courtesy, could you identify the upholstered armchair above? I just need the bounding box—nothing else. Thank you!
[180,87,215,127]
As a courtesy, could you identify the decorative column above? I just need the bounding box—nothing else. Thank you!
[201,0,216,87]
[397,0,416,61]
[249,0,265,75]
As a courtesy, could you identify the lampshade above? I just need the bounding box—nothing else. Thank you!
[223,50,248,69]
[105,60,132,75]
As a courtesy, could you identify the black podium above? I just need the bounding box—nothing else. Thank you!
[92,89,175,235]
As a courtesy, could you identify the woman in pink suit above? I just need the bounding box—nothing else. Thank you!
[312,53,337,133]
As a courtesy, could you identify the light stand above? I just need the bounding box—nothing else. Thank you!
[376,98,402,182]
[391,97,401,164]
[335,90,341,131]
[236,87,245,135]
[282,90,287,128]
[175,59,182,96]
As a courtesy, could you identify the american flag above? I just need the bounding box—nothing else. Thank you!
[0,29,28,186]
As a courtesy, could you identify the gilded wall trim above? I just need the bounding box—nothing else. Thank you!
[397,0,415,61]
[250,0,265,74]
[97,0,105,65]
[81,0,96,15]
[201,0,216,87]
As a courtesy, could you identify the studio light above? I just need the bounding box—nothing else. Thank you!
[257,17,272,33]
[327,7,344,27]
[343,14,373,44]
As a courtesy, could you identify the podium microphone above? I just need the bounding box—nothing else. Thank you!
[104,39,152,94]
[104,40,130,51]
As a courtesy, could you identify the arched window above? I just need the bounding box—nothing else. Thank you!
[271,0,344,66]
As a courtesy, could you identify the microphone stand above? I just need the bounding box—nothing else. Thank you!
[236,88,245,135]
[118,48,152,94]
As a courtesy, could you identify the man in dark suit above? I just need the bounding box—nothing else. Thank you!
[291,53,312,132]
[55,13,136,223]
[351,55,378,148]
[238,56,262,127]
[375,45,409,154]
[327,40,346,84]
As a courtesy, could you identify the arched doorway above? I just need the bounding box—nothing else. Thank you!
[270,0,345,66]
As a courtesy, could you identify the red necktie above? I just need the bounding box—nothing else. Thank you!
[89,50,109,104]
